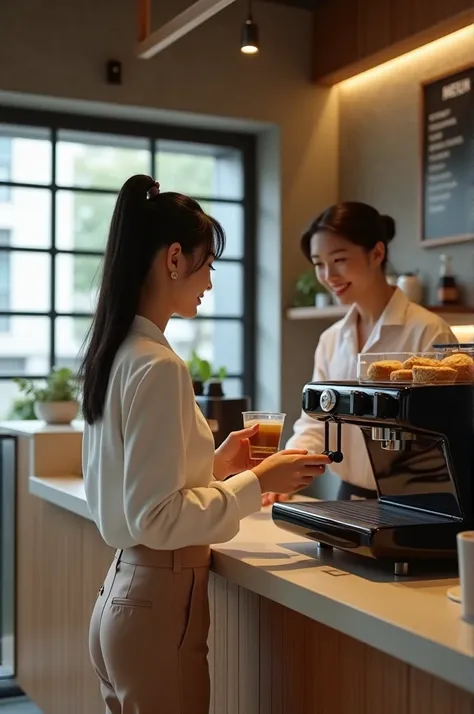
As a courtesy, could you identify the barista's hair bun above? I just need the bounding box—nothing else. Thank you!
[381,215,396,243]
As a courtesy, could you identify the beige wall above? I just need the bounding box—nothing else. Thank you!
[338,26,474,306]
[0,0,339,429]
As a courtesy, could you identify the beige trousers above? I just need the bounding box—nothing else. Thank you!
[89,545,211,714]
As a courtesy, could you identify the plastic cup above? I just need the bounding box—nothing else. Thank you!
[242,411,286,460]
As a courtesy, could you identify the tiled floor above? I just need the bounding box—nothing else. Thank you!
[0,698,41,713]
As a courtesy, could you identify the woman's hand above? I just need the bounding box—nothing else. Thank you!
[253,450,330,495]
[213,423,260,480]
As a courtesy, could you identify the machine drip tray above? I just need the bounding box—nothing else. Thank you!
[277,500,457,533]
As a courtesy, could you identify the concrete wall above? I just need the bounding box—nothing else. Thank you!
[0,0,339,432]
[338,26,474,306]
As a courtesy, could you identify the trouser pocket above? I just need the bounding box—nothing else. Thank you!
[111,597,152,609]
[177,567,210,654]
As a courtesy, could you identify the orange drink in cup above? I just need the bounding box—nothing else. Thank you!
[242,411,286,460]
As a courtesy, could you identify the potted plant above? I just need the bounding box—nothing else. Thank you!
[14,367,80,425]
[186,351,227,396]
[205,365,228,398]
[8,395,36,420]
[293,270,331,308]
[187,351,211,395]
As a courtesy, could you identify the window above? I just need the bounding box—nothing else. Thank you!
[0,110,256,419]
[0,138,11,203]
[0,230,11,333]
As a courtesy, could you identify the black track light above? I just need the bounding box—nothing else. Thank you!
[241,1,259,55]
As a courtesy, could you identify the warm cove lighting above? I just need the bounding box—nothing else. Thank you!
[338,25,474,88]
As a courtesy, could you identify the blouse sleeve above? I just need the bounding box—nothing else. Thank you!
[123,357,261,550]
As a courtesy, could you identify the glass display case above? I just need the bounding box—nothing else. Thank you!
[358,346,474,385]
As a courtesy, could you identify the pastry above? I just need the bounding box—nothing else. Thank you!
[441,353,474,383]
[403,356,440,369]
[390,369,413,382]
[412,365,457,384]
[367,360,403,381]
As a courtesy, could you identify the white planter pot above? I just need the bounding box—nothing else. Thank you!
[34,400,80,425]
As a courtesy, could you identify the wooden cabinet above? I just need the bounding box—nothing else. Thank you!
[312,0,474,84]
[207,574,474,714]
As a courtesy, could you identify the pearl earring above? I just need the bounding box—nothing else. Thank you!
[170,271,179,280]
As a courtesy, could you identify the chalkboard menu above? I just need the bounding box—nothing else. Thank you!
[421,66,474,246]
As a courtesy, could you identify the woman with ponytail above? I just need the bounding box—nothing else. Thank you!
[82,175,329,713]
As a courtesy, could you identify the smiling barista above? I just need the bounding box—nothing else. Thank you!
[264,202,456,505]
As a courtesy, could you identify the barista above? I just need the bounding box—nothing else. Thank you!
[265,202,456,504]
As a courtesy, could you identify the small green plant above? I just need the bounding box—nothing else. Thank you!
[8,396,36,420]
[293,270,326,307]
[214,365,227,381]
[14,367,79,403]
[186,351,227,383]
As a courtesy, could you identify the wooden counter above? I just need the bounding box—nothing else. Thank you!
[3,421,474,714]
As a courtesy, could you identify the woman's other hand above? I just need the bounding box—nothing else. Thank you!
[213,423,260,480]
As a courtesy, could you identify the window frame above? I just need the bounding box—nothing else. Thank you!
[0,229,11,333]
[0,107,257,402]
[0,136,12,203]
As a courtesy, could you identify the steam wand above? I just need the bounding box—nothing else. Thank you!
[323,419,343,463]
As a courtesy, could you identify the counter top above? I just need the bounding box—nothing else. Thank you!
[0,420,84,437]
[29,476,91,520]
[29,475,474,694]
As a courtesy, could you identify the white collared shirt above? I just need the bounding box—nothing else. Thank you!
[286,289,456,490]
[83,316,261,550]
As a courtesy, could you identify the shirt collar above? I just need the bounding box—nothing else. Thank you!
[341,288,409,330]
[131,315,173,350]
[339,287,410,352]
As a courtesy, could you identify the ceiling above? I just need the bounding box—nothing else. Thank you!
[263,0,325,9]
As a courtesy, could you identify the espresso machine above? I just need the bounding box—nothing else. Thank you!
[272,379,474,574]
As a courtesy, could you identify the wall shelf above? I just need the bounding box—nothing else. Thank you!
[426,305,474,314]
[286,304,474,325]
[286,305,348,320]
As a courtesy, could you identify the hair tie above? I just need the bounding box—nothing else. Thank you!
[146,181,160,200]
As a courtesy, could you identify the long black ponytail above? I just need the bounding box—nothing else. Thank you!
[79,174,225,424]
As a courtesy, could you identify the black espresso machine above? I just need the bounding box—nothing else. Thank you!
[272,361,474,574]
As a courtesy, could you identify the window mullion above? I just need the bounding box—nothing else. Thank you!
[50,128,57,371]
[150,138,156,178]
